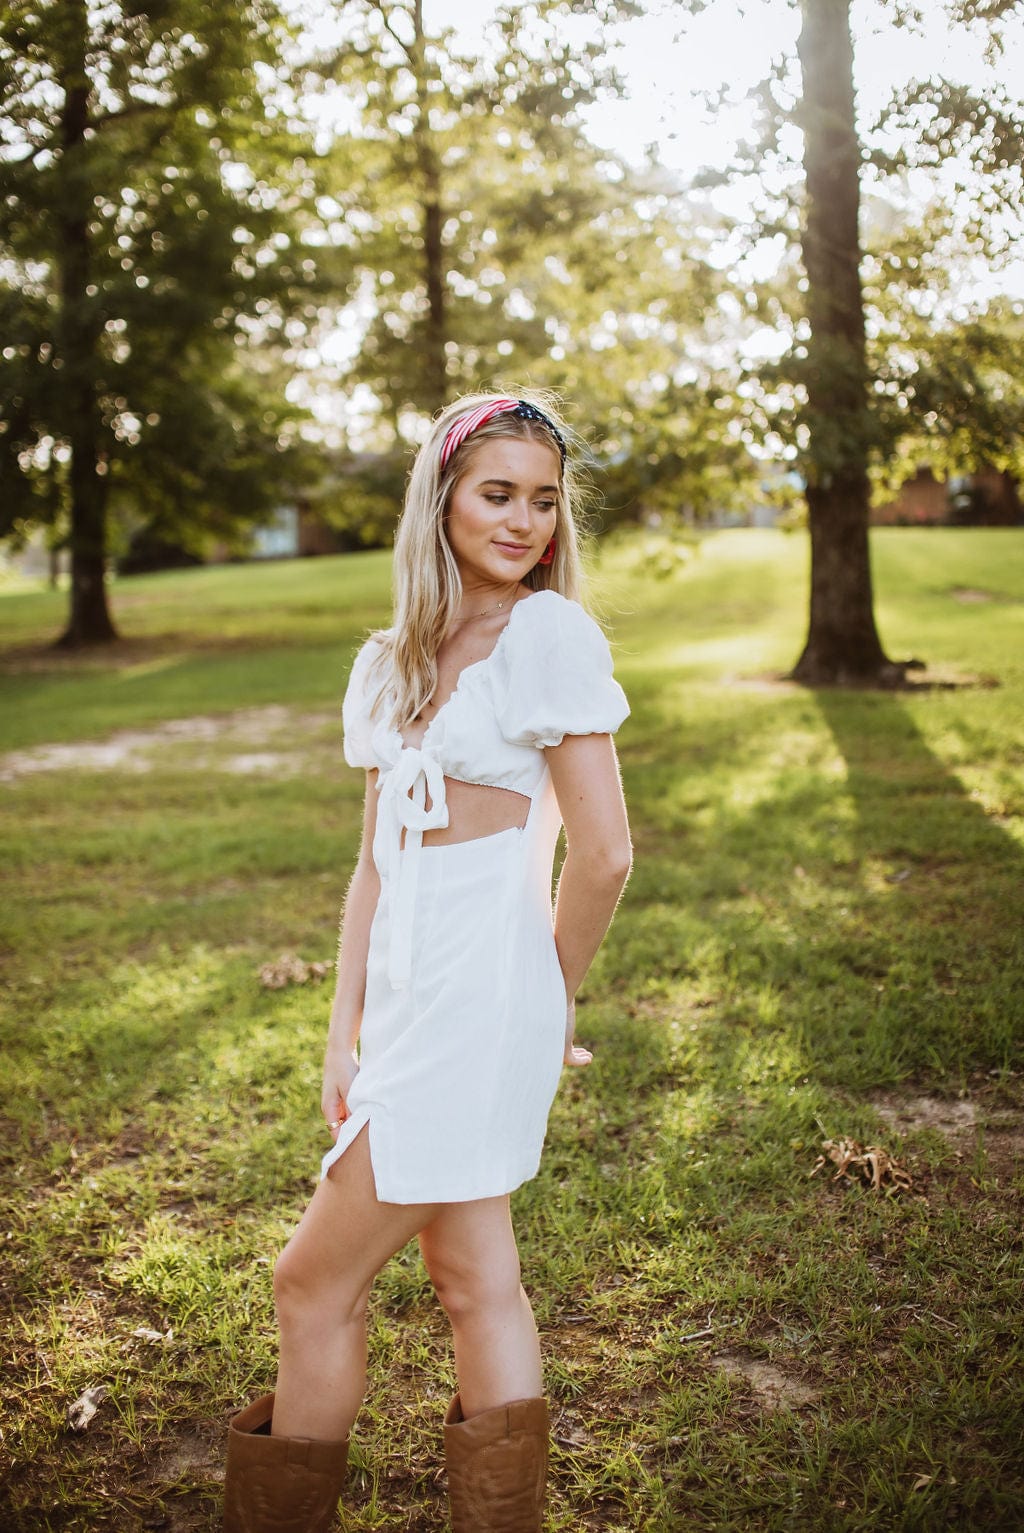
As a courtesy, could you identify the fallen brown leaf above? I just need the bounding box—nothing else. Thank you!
[258,954,333,989]
[809,1137,913,1195]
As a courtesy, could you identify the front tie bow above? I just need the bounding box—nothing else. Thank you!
[375,745,449,988]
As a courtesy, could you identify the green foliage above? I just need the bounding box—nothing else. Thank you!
[592,376,760,526]
[866,233,1024,490]
[873,76,1024,245]
[308,0,741,525]
[0,0,326,558]
[679,0,1024,490]
[305,448,412,551]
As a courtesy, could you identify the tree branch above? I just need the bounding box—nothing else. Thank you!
[368,0,413,61]
[91,100,172,133]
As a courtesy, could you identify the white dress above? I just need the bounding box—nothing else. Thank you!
[319,590,629,1203]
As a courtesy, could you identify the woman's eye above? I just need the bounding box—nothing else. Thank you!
[484,494,510,505]
[535,500,557,513]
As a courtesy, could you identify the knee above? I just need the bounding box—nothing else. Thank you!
[272,1241,312,1326]
[430,1256,523,1326]
[273,1241,367,1333]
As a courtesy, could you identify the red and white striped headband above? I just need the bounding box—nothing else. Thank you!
[439,398,567,472]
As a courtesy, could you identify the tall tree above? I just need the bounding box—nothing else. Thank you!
[791,0,894,683]
[310,0,685,429]
[0,0,323,645]
[56,2,109,640]
[299,0,749,533]
[675,0,1024,684]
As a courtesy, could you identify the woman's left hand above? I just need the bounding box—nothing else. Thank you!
[322,1041,360,1138]
[563,1000,593,1068]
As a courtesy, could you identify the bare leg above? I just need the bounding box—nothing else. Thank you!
[272,1125,438,1441]
[419,1197,543,1417]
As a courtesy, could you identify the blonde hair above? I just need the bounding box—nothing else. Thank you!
[370,390,587,729]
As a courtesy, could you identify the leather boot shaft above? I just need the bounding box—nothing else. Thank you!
[222,1393,348,1533]
[444,1392,548,1533]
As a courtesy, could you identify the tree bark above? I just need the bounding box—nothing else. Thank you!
[412,0,447,415]
[55,0,118,646]
[791,0,899,685]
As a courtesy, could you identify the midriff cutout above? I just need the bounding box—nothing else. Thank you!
[419,777,530,848]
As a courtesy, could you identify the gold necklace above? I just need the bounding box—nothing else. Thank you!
[452,588,520,625]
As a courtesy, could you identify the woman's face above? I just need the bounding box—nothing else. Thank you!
[445,435,560,591]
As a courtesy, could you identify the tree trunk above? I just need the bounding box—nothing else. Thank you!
[421,166,446,413]
[55,0,118,647]
[791,0,900,685]
[412,0,447,415]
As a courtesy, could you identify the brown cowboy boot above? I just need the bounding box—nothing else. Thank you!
[443,1392,548,1532]
[222,1393,348,1533]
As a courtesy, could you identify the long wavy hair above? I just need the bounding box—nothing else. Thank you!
[369,390,587,729]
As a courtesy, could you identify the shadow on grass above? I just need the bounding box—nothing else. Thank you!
[813,686,1023,1079]
[600,677,1022,1094]
[517,674,1024,1305]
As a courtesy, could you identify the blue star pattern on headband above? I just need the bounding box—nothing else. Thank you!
[510,401,567,465]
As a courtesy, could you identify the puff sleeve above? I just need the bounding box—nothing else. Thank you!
[497,591,629,749]
[341,637,387,769]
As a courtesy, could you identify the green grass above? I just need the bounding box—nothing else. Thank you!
[1,528,1022,1531]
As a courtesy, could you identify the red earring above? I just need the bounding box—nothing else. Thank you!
[538,538,556,566]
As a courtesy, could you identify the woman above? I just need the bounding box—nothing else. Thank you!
[222,393,632,1533]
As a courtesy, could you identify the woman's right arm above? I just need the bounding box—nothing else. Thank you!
[547,732,632,1066]
[321,772,380,1136]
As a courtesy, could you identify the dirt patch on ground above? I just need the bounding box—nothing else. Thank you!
[951,587,994,604]
[873,1094,978,1136]
[719,673,801,693]
[150,1427,221,1484]
[871,1090,1024,1185]
[711,1351,819,1410]
[0,705,339,783]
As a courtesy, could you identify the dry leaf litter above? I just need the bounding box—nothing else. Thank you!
[67,1385,108,1432]
[258,954,333,989]
[810,1138,913,1195]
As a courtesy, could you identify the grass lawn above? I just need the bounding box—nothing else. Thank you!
[1,527,1022,1532]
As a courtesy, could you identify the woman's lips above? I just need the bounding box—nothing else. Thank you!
[493,541,531,555]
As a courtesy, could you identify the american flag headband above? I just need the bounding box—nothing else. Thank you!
[439,398,567,472]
